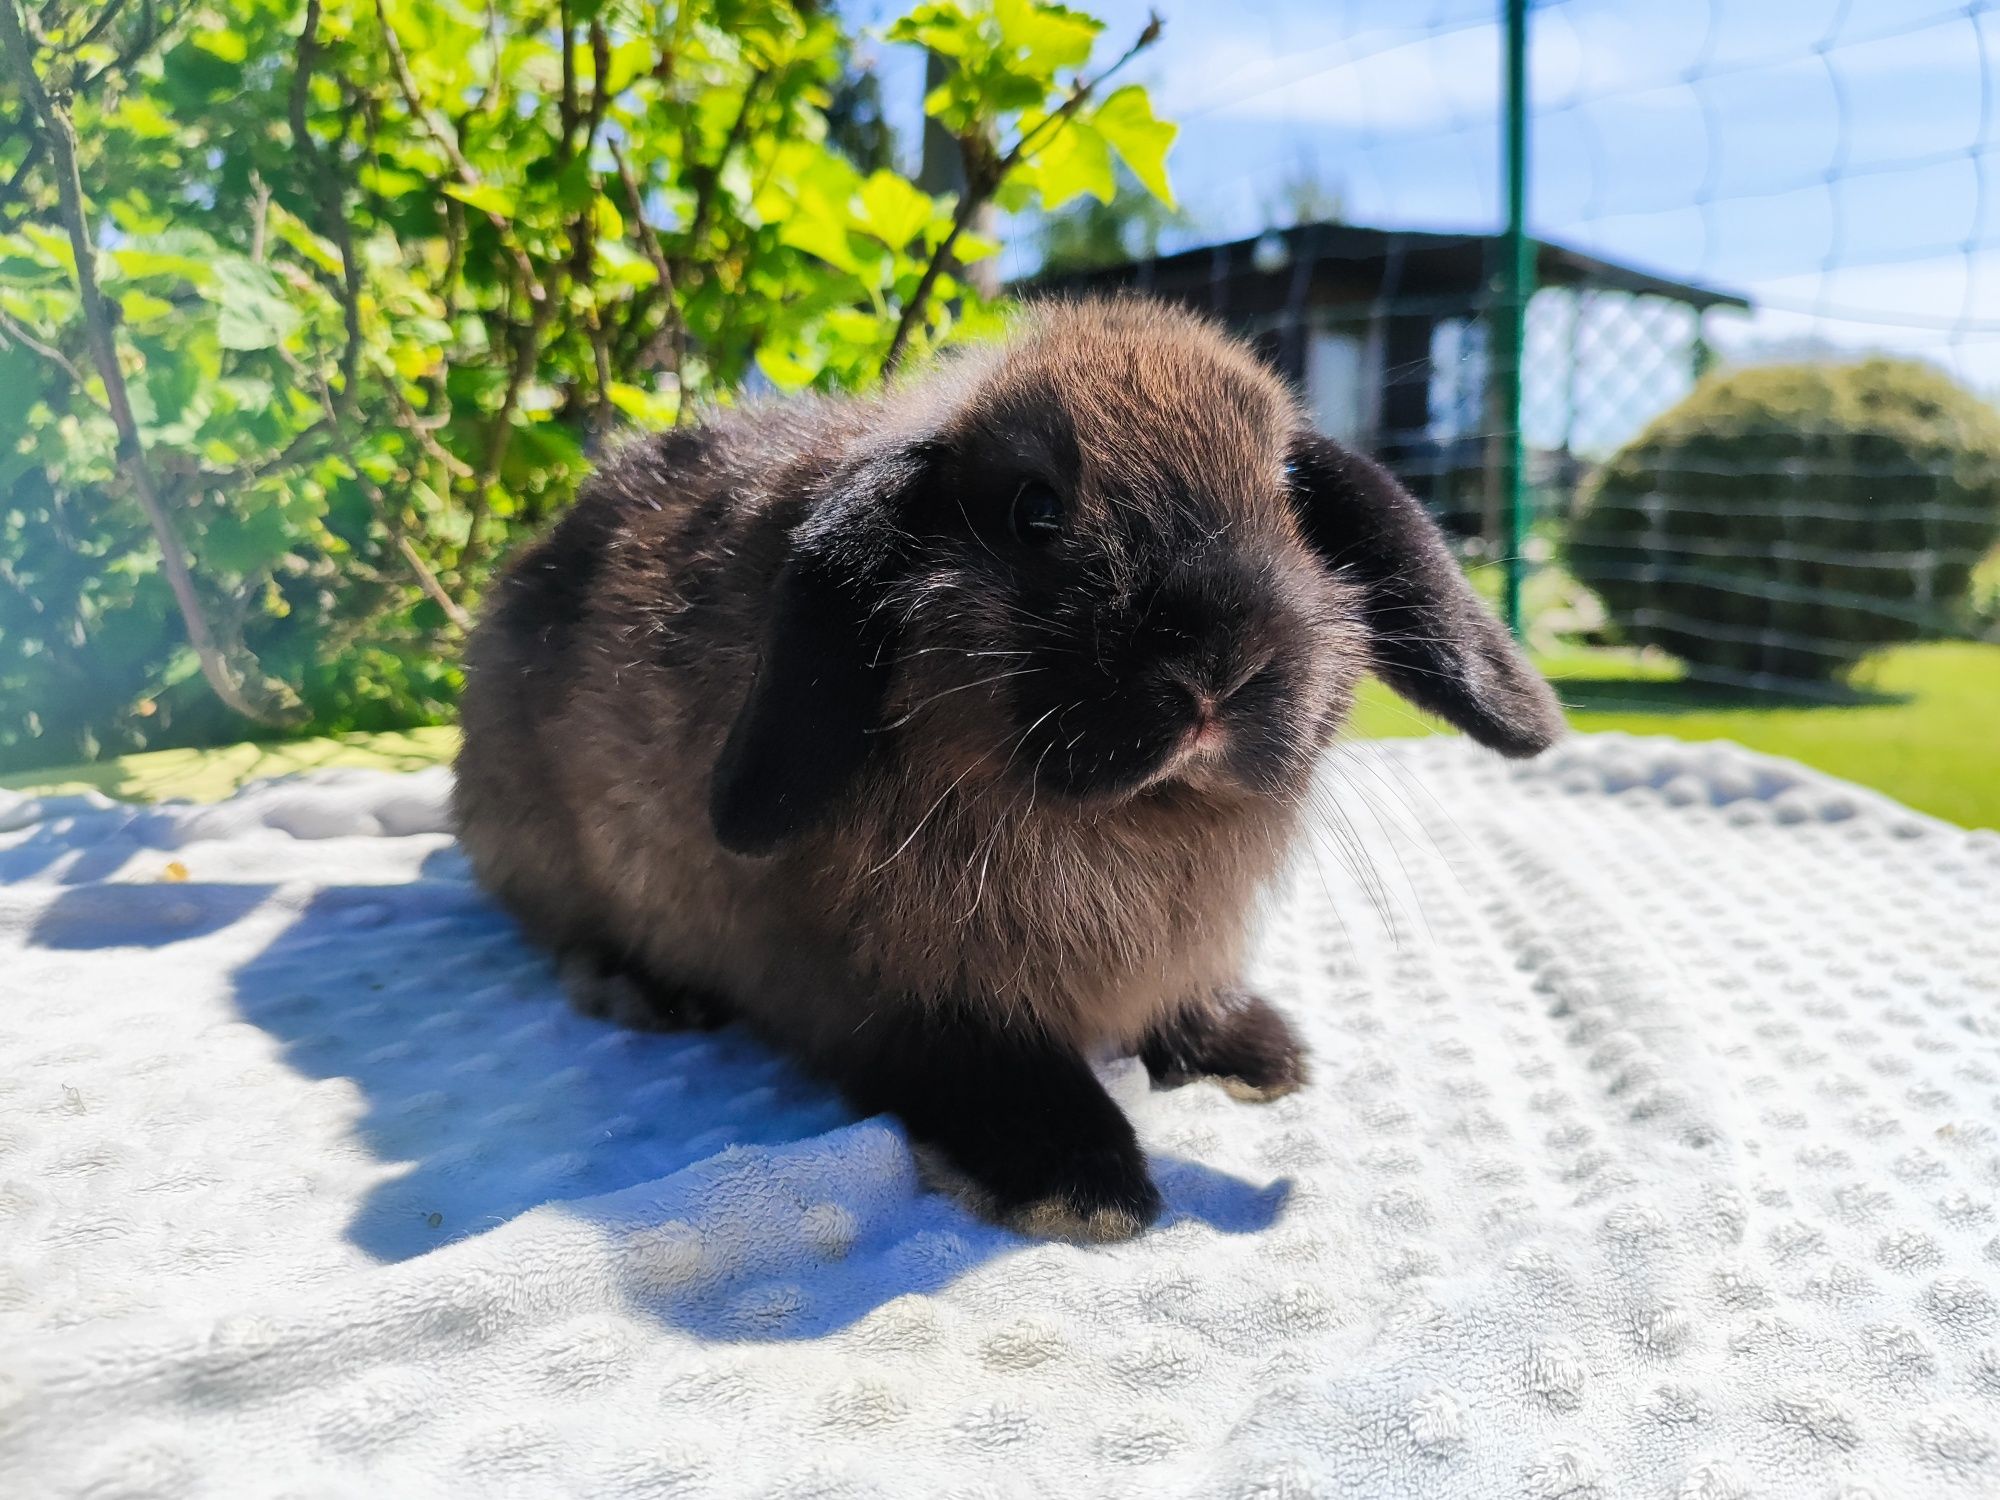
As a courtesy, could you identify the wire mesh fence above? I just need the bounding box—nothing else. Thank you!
[1026,0,2000,770]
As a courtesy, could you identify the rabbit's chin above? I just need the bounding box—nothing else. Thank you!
[1133,718,1245,794]
[1046,724,1309,813]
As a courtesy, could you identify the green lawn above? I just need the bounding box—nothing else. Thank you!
[1352,640,2000,831]
[0,726,460,805]
[5,642,1995,830]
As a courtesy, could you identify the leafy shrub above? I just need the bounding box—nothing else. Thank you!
[1570,358,2000,683]
[0,0,1174,771]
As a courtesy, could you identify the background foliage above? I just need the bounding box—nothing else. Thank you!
[0,0,1175,771]
[1571,359,2000,685]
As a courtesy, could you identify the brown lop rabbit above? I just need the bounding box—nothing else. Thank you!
[453,298,1563,1241]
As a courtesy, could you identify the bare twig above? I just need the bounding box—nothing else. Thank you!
[248,169,270,263]
[439,189,464,324]
[290,0,362,401]
[375,0,587,566]
[612,63,766,406]
[557,0,577,158]
[878,189,981,382]
[585,302,612,443]
[72,0,165,95]
[62,0,127,56]
[685,68,765,263]
[373,0,544,305]
[358,475,471,632]
[559,21,614,437]
[387,384,473,477]
[609,138,686,410]
[482,0,502,113]
[584,19,610,151]
[461,296,556,569]
[0,0,302,728]
[200,415,334,487]
[395,530,471,630]
[0,301,103,403]
[881,12,1162,378]
[0,129,44,222]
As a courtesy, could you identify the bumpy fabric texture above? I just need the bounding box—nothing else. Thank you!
[1,736,1998,1498]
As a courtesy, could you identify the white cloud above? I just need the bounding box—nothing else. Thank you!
[1158,14,1629,134]
[1713,253,2000,394]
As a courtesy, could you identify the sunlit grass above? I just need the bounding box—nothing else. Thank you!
[5,642,1994,831]
[1351,640,2000,831]
[0,727,461,805]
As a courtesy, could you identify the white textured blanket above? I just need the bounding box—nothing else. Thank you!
[2,736,1998,1499]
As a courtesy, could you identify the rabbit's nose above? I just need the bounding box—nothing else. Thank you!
[1165,644,1272,715]
[1216,647,1274,703]
[1136,558,1274,692]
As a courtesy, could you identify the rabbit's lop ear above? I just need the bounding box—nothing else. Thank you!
[1286,433,1564,757]
[709,444,931,856]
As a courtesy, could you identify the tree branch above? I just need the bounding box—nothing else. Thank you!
[557,0,577,159]
[460,296,556,570]
[584,19,610,149]
[290,0,361,403]
[881,12,1162,378]
[0,128,43,223]
[359,477,471,632]
[387,384,473,478]
[611,63,767,408]
[0,0,303,728]
[609,138,686,413]
[683,68,765,270]
[248,169,270,262]
[63,0,127,55]
[374,0,544,305]
[71,0,166,96]
[0,301,104,404]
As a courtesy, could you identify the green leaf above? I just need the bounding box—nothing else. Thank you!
[117,289,177,324]
[1089,86,1178,207]
[110,96,179,141]
[209,260,302,352]
[887,3,978,60]
[595,239,659,289]
[593,195,625,242]
[441,181,519,219]
[190,26,249,64]
[110,247,218,286]
[266,207,343,276]
[604,37,657,95]
[953,230,1001,264]
[360,164,427,200]
[856,171,936,252]
[20,223,77,277]
[606,380,680,425]
[755,343,824,391]
[996,0,1102,72]
[1027,116,1114,210]
[201,496,293,573]
[160,35,242,102]
[779,214,864,275]
[0,339,44,444]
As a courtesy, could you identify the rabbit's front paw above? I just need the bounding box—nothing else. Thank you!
[918,1136,1162,1243]
[1142,987,1307,1102]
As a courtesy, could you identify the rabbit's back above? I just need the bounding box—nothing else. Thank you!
[451,405,851,977]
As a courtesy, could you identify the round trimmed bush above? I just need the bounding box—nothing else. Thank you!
[1570,358,2000,682]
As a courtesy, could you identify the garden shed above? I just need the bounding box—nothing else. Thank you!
[1031,222,1752,540]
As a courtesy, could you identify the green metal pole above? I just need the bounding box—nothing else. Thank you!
[1498,0,1533,638]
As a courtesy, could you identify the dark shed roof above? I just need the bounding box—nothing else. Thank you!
[1025,222,1753,315]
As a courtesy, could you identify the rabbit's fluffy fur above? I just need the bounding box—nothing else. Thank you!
[454,299,1562,1239]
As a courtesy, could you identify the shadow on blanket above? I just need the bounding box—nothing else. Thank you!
[27,849,1290,1341]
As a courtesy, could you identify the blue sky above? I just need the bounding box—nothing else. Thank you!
[849,0,2000,389]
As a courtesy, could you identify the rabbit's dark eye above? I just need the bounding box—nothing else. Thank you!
[1010,481,1064,547]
